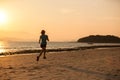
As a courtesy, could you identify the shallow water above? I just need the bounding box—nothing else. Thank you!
[0,41,120,55]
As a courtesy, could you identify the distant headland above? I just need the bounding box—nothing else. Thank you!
[77,35,120,43]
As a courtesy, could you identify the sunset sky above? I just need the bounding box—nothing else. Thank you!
[0,0,120,42]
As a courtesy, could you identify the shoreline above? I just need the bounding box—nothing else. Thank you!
[0,45,120,56]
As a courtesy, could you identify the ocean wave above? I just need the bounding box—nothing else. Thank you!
[1,45,120,56]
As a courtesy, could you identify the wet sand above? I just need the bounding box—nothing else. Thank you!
[0,48,120,80]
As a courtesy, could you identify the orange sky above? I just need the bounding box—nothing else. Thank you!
[0,0,120,41]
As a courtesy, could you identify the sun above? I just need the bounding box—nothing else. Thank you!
[0,11,7,24]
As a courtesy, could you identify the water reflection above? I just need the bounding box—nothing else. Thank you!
[0,41,6,53]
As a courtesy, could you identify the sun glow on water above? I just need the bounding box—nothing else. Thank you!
[0,41,6,53]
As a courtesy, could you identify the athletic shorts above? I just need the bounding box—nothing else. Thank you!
[40,44,46,48]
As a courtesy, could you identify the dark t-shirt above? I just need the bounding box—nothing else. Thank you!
[40,34,48,45]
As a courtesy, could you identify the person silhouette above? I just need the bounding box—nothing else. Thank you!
[37,30,49,61]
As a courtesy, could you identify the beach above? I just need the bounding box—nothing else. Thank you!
[0,48,120,80]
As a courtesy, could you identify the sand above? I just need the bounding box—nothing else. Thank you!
[0,48,120,80]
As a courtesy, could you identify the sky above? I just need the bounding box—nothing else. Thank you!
[0,0,120,42]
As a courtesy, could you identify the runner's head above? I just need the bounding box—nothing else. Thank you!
[41,30,45,35]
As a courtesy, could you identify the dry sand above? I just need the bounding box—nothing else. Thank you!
[0,48,120,80]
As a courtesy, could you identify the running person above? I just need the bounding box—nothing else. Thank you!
[37,30,49,61]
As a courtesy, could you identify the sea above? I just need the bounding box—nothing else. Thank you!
[0,41,120,55]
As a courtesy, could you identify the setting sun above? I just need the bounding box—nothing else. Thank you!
[0,11,7,25]
[0,0,120,41]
